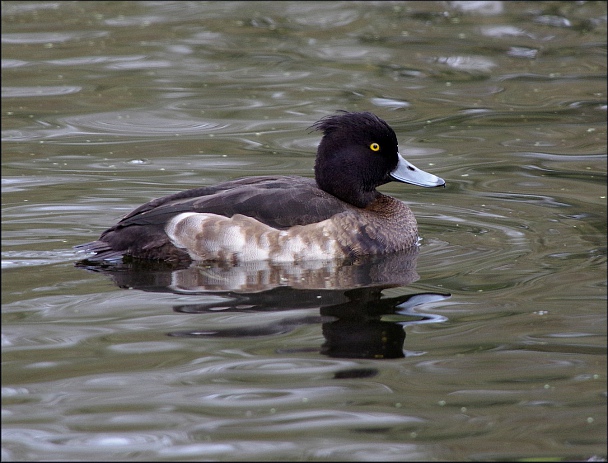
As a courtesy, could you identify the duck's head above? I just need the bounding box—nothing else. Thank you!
[312,111,445,208]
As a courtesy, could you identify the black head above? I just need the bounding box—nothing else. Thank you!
[314,111,434,208]
[312,111,445,208]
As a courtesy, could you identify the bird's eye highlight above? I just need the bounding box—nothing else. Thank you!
[370,143,380,152]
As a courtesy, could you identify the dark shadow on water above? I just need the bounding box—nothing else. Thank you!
[76,248,450,361]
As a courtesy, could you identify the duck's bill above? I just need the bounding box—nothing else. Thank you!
[390,153,445,187]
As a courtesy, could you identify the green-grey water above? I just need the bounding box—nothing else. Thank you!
[2,1,606,461]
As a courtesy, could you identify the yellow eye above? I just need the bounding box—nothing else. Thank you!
[370,143,380,152]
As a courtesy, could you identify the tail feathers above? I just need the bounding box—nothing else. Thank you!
[74,241,123,262]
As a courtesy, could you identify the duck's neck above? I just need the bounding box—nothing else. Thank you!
[315,172,380,208]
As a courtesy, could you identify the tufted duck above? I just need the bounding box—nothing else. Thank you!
[76,111,445,263]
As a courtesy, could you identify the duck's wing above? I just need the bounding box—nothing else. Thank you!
[76,176,352,261]
[116,176,350,230]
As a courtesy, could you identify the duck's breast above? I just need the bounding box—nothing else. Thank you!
[165,195,418,263]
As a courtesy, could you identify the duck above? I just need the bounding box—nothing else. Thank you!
[76,111,445,264]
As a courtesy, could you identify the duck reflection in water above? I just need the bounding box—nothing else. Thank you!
[77,247,450,361]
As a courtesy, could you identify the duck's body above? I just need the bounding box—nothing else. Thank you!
[77,112,445,264]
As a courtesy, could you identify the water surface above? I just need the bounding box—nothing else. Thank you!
[2,1,606,461]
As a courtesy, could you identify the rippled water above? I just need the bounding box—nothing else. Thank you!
[2,1,606,461]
